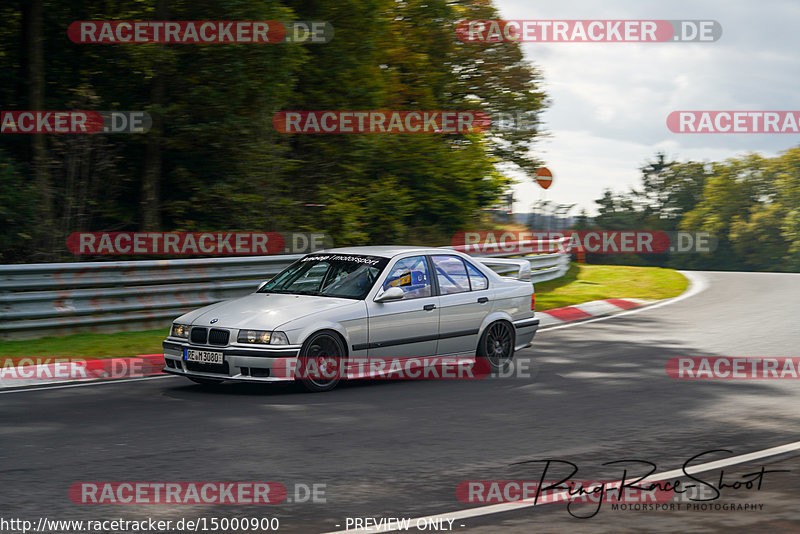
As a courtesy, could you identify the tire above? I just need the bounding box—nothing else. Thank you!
[297,331,345,392]
[477,321,515,372]
[187,376,224,386]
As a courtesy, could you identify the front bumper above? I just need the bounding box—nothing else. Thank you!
[162,339,301,383]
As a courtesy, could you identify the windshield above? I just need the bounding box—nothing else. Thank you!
[259,254,389,299]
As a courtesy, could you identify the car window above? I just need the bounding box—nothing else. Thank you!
[465,260,488,290]
[291,262,330,291]
[382,255,431,299]
[431,255,470,295]
[260,254,388,300]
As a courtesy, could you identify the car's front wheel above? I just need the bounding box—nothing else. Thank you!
[297,331,345,392]
[477,321,515,372]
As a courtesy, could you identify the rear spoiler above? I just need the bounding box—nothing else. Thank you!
[474,258,531,282]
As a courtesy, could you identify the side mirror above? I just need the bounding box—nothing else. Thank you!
[257,280,269,291]
[375,286,405,302]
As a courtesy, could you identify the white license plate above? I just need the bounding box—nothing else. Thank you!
[185,349,224,364]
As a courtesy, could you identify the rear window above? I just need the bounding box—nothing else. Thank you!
[465,261,488,290]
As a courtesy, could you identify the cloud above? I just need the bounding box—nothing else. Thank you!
[492,0,800,214]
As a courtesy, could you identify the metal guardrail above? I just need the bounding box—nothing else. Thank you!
[0,243,569,339]
[0,256,304,339]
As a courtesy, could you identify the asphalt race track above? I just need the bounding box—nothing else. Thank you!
[2,271,799,533]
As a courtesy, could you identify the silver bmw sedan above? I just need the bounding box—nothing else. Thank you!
[162,246,539,391]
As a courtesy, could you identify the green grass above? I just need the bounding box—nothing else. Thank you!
[534,263,688,311]
[0,263,688,361]
[0,328,169,363]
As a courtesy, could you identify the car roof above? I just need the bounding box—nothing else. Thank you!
[318,246,461,259]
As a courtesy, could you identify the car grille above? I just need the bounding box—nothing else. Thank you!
[185,361,230,374]
[190,327,208,344]
[208,328,230,346]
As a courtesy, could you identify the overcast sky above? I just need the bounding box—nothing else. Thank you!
[491,0,800,215]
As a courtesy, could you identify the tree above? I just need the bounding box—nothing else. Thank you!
[0,0,548,261]
[23,0,55,257]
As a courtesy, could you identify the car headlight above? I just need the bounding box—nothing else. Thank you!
[171,323,190,339]
[237,330,289,345]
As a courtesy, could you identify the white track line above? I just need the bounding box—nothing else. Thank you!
[321,440,800,534]
[539,270,708,332]
[0,374,175,394]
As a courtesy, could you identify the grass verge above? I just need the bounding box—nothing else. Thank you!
[0,263,687,361]
[0,329,169,362]
[535,263,688,311]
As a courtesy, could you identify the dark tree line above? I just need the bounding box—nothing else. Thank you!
[0,0,549,263]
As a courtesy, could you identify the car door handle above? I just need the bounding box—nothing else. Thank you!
[423,304,436,311]
[477,297,489,303]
